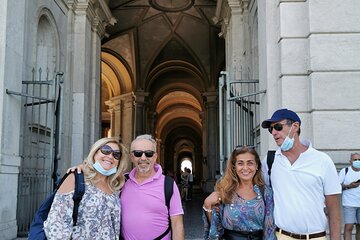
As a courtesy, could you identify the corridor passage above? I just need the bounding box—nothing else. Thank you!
[183,188,208,240]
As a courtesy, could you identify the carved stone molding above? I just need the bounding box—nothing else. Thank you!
[215,0,250,38]
[67,0,116,38]
[149,0,195,12]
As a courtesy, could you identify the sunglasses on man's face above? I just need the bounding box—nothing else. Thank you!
[100,145,122,160]
[268,123,288,134]
[132,150,155,158]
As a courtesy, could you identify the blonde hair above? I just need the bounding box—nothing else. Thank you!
[216,146,265,204]
[83,137,128,192]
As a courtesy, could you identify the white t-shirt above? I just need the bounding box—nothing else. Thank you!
[262,139,341,234]
[339,167,360,207]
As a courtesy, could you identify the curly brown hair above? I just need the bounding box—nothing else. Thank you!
[215,146,265,204]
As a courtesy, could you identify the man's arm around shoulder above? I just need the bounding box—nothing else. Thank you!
[171,214,184,240]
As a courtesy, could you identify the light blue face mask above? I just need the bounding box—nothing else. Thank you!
[93,161,117,176]
[352,160,360,169]
[280,125,294,151]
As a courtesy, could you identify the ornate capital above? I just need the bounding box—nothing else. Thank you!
[227,0,249,13]
[67,0,116,38]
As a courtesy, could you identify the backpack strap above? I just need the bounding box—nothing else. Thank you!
[124,172,130,181]
[154,175,174,240]
[345,167,349,175]
[164,175,174,209]
[267,150,276,186]
[72,171,85,226]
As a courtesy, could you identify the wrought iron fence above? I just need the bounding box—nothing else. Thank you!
[218,71,265,175]
[6,68,63,236]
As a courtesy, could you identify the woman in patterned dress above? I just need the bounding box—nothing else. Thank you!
[44,137,128,239]
[203,146,276,240]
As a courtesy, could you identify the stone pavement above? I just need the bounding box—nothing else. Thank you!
[183,190,207,240]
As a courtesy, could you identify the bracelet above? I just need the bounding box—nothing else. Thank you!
[202,205,212,213]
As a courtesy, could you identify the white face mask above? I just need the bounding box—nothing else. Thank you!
[280,124,295,151]
[352,160,360,169]
[93,161,117,176]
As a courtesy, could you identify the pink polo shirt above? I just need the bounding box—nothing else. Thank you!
[120,164,184,240]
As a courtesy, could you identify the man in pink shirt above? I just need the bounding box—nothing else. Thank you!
[121,134,184,240]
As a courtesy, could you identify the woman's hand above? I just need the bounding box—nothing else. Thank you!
[204,191,221,210]
[66,164,84,174]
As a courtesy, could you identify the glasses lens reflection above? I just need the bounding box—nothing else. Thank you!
[132,150,155,158]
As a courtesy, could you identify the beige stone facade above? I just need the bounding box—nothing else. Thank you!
[0,0,359,238]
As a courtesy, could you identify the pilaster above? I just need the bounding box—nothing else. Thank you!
[67,0,115,164]
[133,91,149,136]
[202,92,218,192]
[105,92,135,150]
[0,0,25,238]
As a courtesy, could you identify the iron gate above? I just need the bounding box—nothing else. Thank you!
[218,71,265,175]
[6,68,63,236]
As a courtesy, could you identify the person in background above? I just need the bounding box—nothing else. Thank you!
[261,108,341,240]
[186,168,193,200]
[121,134,184,240]
[44,137,128,239]
[203,145,276,240]
[339,152,360,240]
[180,168,189,200]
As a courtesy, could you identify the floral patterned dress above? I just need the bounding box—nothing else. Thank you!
[203,185,276,240]
[44,183,121,240]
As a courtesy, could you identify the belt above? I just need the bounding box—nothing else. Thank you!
[276,227,326,239]
[223,229,263,240]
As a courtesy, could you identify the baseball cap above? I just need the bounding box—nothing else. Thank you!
[261,108,301,128]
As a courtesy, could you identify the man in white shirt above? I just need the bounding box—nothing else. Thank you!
[338,153,360,240]
[261,108,341,240]
[204,108,342,239]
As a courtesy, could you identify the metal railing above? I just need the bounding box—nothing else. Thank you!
[218,71,265,175]
[7,68,63,236]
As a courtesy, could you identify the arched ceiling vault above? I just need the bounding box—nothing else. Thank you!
[157,91,201,113]
[146,60,205,92]
[158,118,201,143]
[104,0,224,90]
[101,51,133,95]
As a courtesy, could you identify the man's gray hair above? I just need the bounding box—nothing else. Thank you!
[351,152,360,158]
[131,134,157,151]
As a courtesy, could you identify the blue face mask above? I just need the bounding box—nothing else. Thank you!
[93,161,117,176]
[352,160,360,169]
[280,125,294,151]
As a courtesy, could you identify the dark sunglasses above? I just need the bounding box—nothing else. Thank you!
[268,123,288,133]
[235,145,255,151]
[100,145,122,160]
[132,150,155,158]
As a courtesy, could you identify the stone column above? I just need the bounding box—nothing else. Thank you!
[66,0,115,165]
[0,1,26,238]
[133,91,149,136]
[203,92,218,192]
[226,0,250,79]
[105,92,135,151]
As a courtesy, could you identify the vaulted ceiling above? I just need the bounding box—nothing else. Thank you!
[102,0,224,175]
[104,0,224,91]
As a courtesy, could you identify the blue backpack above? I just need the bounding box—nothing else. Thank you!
[28,171,85,240]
